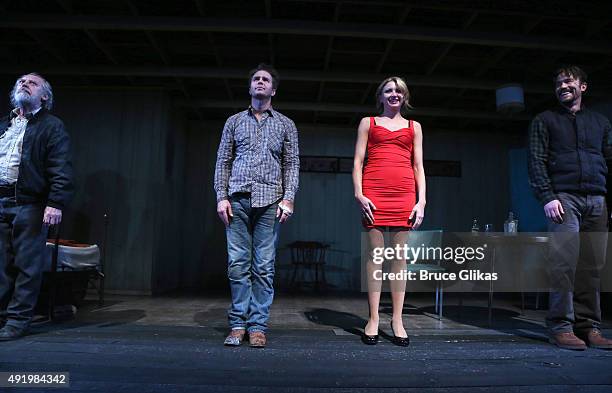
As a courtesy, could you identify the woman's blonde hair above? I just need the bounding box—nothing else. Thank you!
[375,76,413,113]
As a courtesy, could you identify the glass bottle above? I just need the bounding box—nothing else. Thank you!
[504,212,518,234]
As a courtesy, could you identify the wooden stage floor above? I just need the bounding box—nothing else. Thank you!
[1,293,611,392]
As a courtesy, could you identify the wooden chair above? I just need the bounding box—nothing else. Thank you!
[288,241,330,291]
[46,226,105,322]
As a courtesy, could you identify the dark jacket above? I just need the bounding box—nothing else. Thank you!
[537,107,611,196]
[0,108,74,209]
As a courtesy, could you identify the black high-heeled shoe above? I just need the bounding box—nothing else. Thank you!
[362,332,379,345]
[390,322,410,347]
[362,323,379,345]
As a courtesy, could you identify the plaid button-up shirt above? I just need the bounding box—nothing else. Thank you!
[214,107,300,208]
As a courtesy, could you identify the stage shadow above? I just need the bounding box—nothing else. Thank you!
[194,308,229,334]
[304,308,366,337]
[29,300,147,335]
[422,302,549,343]
[376,295,550,344]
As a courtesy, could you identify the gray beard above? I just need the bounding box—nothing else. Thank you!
[13,91,38,109]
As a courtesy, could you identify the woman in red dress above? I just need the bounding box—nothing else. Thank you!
[352,76,426,346]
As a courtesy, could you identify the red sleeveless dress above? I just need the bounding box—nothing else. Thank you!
[362,117,416,228]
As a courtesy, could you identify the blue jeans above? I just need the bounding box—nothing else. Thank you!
[0,197,48,331]
[546,192,607,334]
[226,194,280,333]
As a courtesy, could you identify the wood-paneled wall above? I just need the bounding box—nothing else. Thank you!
[53,88,185,294]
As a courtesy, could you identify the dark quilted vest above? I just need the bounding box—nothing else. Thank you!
[538,108,609,194]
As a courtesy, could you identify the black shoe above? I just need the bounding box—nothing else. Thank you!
[390,323,410,347]
[0,325,27,341]
[361,333,379,345]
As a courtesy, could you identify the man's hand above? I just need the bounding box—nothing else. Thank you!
[277,199,294,224]
[43,206,62,226]
[217,200,233,227]
[544,199,564,223]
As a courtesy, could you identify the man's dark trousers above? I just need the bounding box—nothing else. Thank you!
[547,191,608,334]
[0,196,48,331]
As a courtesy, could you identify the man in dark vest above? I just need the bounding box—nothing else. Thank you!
[528,65,612,350]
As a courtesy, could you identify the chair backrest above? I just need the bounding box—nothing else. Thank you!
[289,241,328,265]
[405,230,443,263]
[405,230,443,248]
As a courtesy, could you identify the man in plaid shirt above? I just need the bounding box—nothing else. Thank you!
[528,65,612,350]
[214,64,299,348]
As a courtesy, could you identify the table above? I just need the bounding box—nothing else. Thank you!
[455,233,549,326]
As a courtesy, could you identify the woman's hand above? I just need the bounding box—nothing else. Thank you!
[356,195,377,225]
[409,202,425,229]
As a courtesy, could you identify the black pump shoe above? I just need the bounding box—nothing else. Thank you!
[390,323,410,347]
[362,333,379,345]
[362,322,379,345]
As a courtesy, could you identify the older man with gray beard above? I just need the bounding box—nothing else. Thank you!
[0,73,73,341]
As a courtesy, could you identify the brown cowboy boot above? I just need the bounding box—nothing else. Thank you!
[549,332,587,350]
[578,329,612,350]
[249,331,267,348]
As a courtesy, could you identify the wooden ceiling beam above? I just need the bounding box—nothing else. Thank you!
[1,15,610,54]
